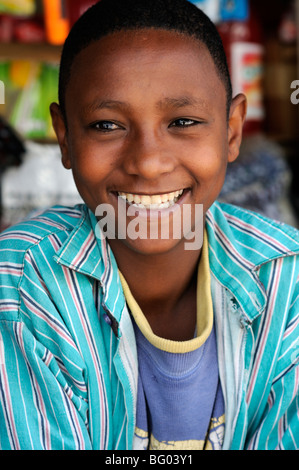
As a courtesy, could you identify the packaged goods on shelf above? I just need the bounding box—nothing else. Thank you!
[0,14,45,43]
[0,59,59,139]
[217,1,265,135]
[66,0,96,27]
[219,0,249,21]
[42,0,97,44]
[43,0,69,45]
[188,0,220,23]
[188,0,248,22]
[0,0,35,16]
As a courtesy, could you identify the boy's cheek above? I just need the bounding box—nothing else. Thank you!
[191,146,227,177]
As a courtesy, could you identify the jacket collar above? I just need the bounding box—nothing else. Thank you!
[54,202,299,326]
[54,204,125,327]
[206,202,299,323]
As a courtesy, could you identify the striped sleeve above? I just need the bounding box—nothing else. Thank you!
[0,226,92,450]
[0,321,91,450]
[246,259,299,450]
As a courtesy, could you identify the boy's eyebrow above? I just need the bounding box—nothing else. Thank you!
[84,99,129,114]
[83,96,210,115]
[156,96,209,110]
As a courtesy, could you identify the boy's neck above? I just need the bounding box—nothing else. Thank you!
[109,239,201,341]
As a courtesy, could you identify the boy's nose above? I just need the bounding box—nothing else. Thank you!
[122,130,176,180]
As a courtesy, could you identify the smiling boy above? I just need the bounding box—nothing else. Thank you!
[0,0,298,450]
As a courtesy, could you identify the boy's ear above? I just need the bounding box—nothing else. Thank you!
[50,102,71,170]
[227,93,247,163]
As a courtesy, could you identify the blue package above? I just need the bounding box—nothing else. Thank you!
[188,0,220,22]
[219,0,249,21]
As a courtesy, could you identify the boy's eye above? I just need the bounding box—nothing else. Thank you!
[90,121,122,132]
[170,118,200,128]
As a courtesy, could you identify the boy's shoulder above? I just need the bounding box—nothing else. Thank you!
[0,204,85,256]
[207,202,299,265]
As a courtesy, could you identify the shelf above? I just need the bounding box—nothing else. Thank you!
[0,42,61,62]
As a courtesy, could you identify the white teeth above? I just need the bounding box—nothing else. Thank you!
[126,193,134,203]
[117,190,184,209]
[140,195,152,205]
[151,195,162,204]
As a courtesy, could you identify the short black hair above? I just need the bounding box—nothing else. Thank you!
[59,0,232,120]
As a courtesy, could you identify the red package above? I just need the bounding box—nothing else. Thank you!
[0,15,15,42]
[14,17,45,43]
[67,0,97,26]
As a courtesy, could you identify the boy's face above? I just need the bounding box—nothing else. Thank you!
[51,29,246,255]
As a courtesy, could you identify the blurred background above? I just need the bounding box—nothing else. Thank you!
[0,0,298,229]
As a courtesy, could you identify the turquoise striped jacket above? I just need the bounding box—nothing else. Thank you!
[0,201,298,450]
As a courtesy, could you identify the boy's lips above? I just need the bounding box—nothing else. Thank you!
[116,189,186,210]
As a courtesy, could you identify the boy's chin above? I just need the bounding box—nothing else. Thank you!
[108,236,199,256]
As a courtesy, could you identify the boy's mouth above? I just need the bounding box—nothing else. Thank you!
[117,189,185,209]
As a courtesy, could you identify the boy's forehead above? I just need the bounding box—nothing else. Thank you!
[72,28,218,82]
[67,28,226,114]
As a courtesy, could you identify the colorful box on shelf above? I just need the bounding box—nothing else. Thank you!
[42,0,97,45]
[219,0,248,21]
[0,0,35,16]
[188,0,249,22]
[188,0,220,22]
[0,60,59,140]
